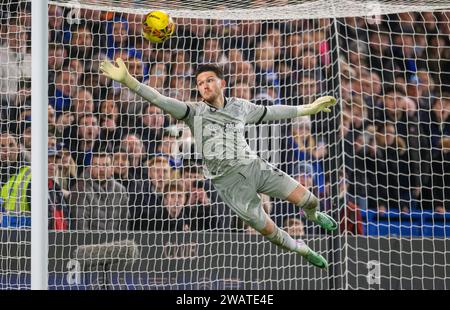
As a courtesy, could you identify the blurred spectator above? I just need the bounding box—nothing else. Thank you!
[392,33,417,80]
[337,172,363,235]
[230,81,253,101]
[422,35,450,93]
[128,156,175,230]
[150,181,190,231]
[71,88,95,121]
[0,133,25,186]
[227,60,256,89]
[104,16,131,60]
[69,151,129,231]
[98,98,125,142]
[47,148,70,230]
[199,37,228,66]
[67,23,94,61]
[83,52,112,101]
[48,4,65,43]
[374,122,418,213]
[166,76,193,103]
[253,39,280,101]
[58,148,77,198]
[120,133,147,179]
[262,23,284,60]
[367,31,394,83]
[420,95,450,212]
[69,58,85,84]
[155,131,183,168]
[283,216,305,238]
[49,69,76,115]
[146,63,168,92]
[169,50,194,82]
[284,116,326,195]
[185,179,223,230]
[17,129,31,164]
[135,103,167,155]
[0,133,70,229]
[48,43,67,78]
[112,149,130,186]
[65,113,103,170]
[0,23,31,104]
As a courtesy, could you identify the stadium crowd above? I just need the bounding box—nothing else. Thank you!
[0,1,449,235]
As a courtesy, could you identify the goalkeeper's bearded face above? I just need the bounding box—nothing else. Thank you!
[196,71,226,103]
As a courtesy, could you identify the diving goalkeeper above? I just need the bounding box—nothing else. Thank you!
[100,59,337,269]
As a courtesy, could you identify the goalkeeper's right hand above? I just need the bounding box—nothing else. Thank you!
[100,58,139,90]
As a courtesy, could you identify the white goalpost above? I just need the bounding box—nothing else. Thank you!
[31,0,48,290]
[0,0,449,290]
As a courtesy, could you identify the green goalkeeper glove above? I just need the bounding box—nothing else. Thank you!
[99,58,140,90]
[297,96,337,116]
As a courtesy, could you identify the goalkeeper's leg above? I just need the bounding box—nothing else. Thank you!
[286,185,338,232]
[252,213,328,269]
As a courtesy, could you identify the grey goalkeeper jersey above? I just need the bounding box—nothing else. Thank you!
[182,97,267,179]
[132,83,299,179]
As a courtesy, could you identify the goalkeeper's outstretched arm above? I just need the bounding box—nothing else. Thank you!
[259,96,337,122]
[100,58,188,120]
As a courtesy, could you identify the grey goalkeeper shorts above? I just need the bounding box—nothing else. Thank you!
[211,158,299,231]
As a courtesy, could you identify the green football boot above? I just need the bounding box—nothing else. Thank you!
[304,249,328,269]
[314,211,338,232]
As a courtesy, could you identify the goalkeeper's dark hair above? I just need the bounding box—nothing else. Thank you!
[194,64,224,80]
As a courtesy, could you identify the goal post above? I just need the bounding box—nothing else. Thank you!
[0,0,449,290]
[31,0,49,291]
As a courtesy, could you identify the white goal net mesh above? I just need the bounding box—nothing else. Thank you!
[0,0,449,290]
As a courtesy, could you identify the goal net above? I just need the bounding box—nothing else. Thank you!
[0,0,449,290]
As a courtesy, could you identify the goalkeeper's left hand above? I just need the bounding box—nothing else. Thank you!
[297,96,337,116]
